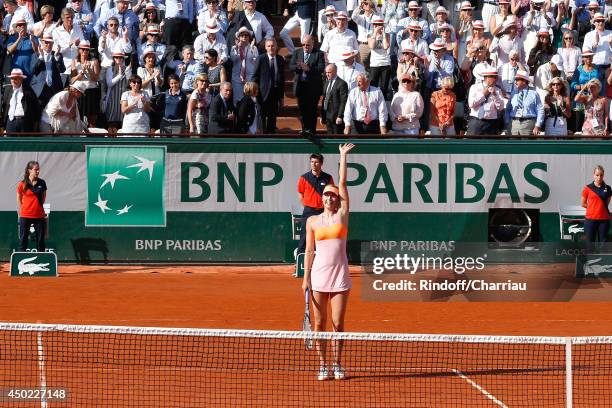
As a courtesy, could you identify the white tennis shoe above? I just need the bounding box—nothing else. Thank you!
[317,365,330,381]
[332,363,346,380]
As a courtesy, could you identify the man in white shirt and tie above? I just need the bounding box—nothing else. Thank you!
[343,72,388,134]
[2,69,40,133]
[466,69,505,135]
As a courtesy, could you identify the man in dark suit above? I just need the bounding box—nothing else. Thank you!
[1,68,41,133]
[289,34,324,135]
[208,82,236,134]
[320,63,348,134]
[254,39,285,134]
[30,34,66,110]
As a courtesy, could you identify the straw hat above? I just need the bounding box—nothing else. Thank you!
[514,70,530,82]
[8,68,26,79]
[407,1,422,9]
[70,81,87,95]
[324,5,336,15]
[429,38,446,51]
[205,23,220,33]
[235,26,253,38]
[460,1,474,10]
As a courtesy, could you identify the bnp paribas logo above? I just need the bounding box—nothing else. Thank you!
[86,146,166,227]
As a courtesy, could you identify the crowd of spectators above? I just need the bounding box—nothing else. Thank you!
[0,0,610,136]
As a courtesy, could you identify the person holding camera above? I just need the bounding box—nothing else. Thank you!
[575,78,608,135]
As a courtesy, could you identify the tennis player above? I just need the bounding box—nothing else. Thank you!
[302,142,355,381]
[581,165,612,252]
[16,161,47,252]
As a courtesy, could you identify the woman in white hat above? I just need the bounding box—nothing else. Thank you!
[368,16,391,99]
[104,50,132,132]
[229,27,258,104]
[543,76,571,136]
[70,40,100,127]
[318,5,337,43]
[137,46,163,99]
[429,6,456,43]
[138,3,162,41]
[457,2,475,59]
[490,0,512,36]
[40,81,86,133]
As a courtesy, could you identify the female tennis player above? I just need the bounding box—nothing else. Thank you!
[302,142,355,381]
[581,165,612,252]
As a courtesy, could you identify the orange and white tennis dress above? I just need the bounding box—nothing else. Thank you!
[311,213,351,293]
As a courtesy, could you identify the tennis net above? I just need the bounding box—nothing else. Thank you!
[0,322,610,407]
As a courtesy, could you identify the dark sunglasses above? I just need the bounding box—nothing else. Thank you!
[402,79,414,83]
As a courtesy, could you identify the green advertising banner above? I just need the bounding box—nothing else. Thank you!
[86,146,166,227]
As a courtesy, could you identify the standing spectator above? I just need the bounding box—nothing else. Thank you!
[40,81,86,132]
[187,73,212,133]
[397,43,425,92]
[558,31,582,82]
[426,38,454,92]
[168,45,202,94]
[534,54,566,102]
[162,0,194,49]
[226,0,274,51]
[576,78,609,135]
[456,2,475,60]
[98,16,132,70]
[527,28,555,76]
[390,72,423,135]
[318,5,337,43]
[490,0,512,36]
[139,3,162,41]
[118,74,151,135]
[582,12,612,77]
[194,22,228,64]
[429,76,457,135]
[380,0,407,58]
[290,34,325,135]
[7,18,38,82]
[235,80,263,134]
[94,0,140,45]
[398,23,428,61]
[53,8,85,68]
[320,11,359,62]
[351,0,377,67]
[137,24,166,67]
[343,72,388,134]
[544,76,571,136]
[30,34,65,109]
[137,47,163,97]
[253,38,284,134]
[197,0,228,35]
[335,47,365,90]
[505,70,545,135]
[498,49,527,95]
[208,81,235,133]
[32,5,55,38]
[466,70,505,136]
[10,0,33,33]
[429,7,456,44]
[368,16,391,99]
[229,26,258,104]
[489,17,523,66]
[1,68,40,133]
[158,74,188,134]
[571,50,604,131]
[279,0,315,55]
[104,51,131,131]
[204,48,226,97]
[70,40,100,127]
[396,1,431,44]
[16,161,47,252]
[320,63,348,134]
[70,0,94,41]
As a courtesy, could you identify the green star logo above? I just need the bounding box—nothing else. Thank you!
[86,146,166,227]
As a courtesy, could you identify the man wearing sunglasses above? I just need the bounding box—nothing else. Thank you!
[504,70,545,135]
[582,12,612,76]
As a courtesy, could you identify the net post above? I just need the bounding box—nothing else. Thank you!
[37,331,47,408]
[565,337,573,408]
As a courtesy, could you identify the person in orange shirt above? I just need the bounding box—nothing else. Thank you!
[581,165,612,252]
[429,76,456,135]
[16,161,47,252]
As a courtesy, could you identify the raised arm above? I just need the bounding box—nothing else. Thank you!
[338,143,355,215]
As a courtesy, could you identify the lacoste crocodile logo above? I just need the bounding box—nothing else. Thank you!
[17,256,50,275]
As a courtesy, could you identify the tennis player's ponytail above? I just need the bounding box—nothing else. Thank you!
[21,161,39,192]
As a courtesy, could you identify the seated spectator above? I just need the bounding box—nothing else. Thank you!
[70,40,100,127]
[557,31,581,82]
[236,81,263,134]
[7,19,38,82]
[53,8,85,68]
[1,68,41,133]
[205,48,226,97]
[505,70,545,135]
[118,75,151,135]
[98,16,133,70]
[343,72,388,135]
[430,76,457,135]
[157,74,188,134]
[139,2,162,42]
[576,78,609,135]
[527,28,555,76]
[466,70,505,136]
[229,27,258,104]
[544,76,571,136]
[137,46,163,97]
[32,5,55,38]
[104,50,131,131]
[138,24,166,67]
[187,73,212,134]
[40,81,86,132]
[197,0,228,35]
[390,73,423,135]
[194,22,228,65]
[208,81,235,133]
[30,34,65,109]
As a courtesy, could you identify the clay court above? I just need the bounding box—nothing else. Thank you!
[2,263,612,407]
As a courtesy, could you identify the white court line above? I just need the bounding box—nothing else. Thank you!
[452,369,508,408]
[37,332,47,408]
